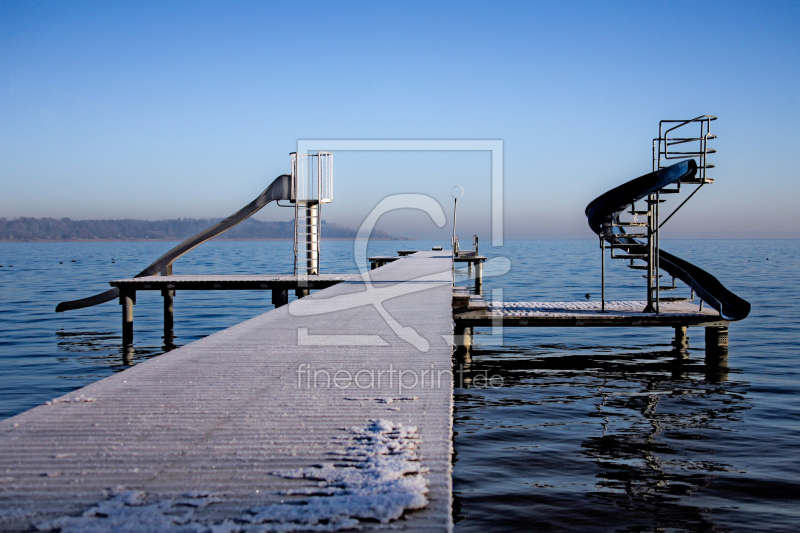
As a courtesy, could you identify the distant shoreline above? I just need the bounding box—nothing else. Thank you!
[0,217,405,242]
[0,237,411,243]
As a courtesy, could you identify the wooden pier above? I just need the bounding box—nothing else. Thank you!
[452,288,731,354]
[0,252,455,532]
[110,274,357,343]
[0,249,738,531]
[370,251,486,291]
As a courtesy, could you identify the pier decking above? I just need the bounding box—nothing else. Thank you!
[454,296,729,328]
[110,274,358,291]
[0,252,455,532]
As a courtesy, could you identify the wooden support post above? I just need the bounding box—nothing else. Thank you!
[162,289,175,348]
[295,288,309,298]
[120,290,135,344]
[454,324,473,350]
[122,343,135,366]
[161,264,175,349]
[272,289,289,307]
[673,325,688,349]
[453,323,473,379]
[475,261,483,294]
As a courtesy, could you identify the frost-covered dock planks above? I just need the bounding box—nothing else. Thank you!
[452,293,732,354]
[455,299,730,328]
[0,251,455,532]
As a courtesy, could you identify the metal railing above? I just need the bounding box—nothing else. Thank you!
[291,152,333,203]
[653,115,716,183]
[290,152,332,276]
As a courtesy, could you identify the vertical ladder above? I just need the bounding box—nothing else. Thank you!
[291,152,333,277]
[294,200,319,276]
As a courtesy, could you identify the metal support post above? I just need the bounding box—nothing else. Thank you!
[655,192,660,314]
[705,326,729,382]
[474,261,483,294]
[644,194,656,313]
[600,236,606,313]
[295,288,309,298]
[705,326,729,353]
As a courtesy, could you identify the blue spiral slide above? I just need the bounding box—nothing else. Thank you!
[585,160,750,321]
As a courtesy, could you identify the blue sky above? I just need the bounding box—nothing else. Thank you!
[1,1,798,240]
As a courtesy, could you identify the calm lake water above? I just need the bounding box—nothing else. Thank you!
[1,239,798,532]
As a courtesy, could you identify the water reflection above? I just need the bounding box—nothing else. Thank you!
[55,329,161,369]
[453,341,750,532]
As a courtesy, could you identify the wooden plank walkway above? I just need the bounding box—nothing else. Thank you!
[0,251,455,532]
[110,274,358,291]
[453,290,730,328]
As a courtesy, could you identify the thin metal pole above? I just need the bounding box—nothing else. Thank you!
[452,197,458,251]
[644,193,655,313]
[452,197,458,285]
[600,236,606,313]
[655,191,660,315]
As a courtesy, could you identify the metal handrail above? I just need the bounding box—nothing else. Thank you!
[653,116,717,183]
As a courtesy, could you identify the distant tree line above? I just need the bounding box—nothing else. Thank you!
[0,217,397,241]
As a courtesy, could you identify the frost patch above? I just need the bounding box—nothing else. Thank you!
[343,397,417,405]
[36,489,219,533]
[254,419,429,530]
[46,394,97,405]
[34,421,428,532]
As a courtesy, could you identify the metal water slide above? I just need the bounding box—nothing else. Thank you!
[585,159,750,321]
[55,174,293,312]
